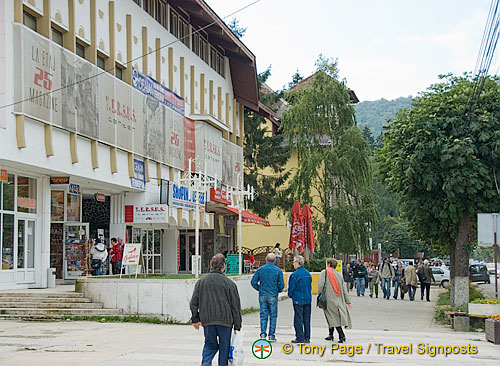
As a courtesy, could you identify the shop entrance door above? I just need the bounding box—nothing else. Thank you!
[15,218,36,284]
[179,233,195,273]
[138,229,162,274]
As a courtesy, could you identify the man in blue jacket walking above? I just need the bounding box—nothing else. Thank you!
[251,253,284,342]
[288,255,312,343]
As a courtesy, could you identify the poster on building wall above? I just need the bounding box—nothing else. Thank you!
[12,24,191,170]
[222,139,243,187]
[131,159,145,190]
[165,108,184,170]
[195,122,222,179]
[184,117,196,172]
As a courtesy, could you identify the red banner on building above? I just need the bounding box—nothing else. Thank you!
[184,117,196,172]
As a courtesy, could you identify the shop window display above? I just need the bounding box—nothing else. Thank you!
[2,214,14,270]
[17,176,37,214]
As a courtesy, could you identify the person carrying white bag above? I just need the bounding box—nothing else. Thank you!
[190,254,243,366]
[229,330,244,365]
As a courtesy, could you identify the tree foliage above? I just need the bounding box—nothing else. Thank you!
[281,56,377,256]
[226,18,247,39]
[244,67,291,218]
[377,73,500,306]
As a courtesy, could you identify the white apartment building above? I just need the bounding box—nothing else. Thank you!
[0,0,261,289]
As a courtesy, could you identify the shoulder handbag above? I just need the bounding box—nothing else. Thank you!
[316,273,327,310]
[316,271,329,310]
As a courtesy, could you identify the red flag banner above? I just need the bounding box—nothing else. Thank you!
[289,200,305,252]
[302,204,315,254]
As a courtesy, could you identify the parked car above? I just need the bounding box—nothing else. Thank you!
[486,263,498,276]
[431,266,450,288]
[469,264,490,284]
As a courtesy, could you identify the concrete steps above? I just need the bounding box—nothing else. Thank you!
[0,291,122,320]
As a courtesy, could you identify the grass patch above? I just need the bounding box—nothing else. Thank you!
[435,307,452,325]
[437,291,450,306]
[64,315,180,324]
[241,307,259,315]
[0,310,6,314]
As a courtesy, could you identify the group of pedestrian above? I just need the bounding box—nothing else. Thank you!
[343,257,436,302]
[90,237,124,275]
[190,253,352,366]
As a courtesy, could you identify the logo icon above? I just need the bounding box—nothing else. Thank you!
[252,339,272,359]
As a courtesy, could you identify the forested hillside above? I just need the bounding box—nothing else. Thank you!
[355,97,413,136]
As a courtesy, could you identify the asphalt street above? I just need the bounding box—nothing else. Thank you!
[1,285,499,365]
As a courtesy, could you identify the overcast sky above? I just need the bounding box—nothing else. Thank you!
[205,0,495,102]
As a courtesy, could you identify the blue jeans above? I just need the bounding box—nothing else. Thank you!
[407,285,416,300]
[293,303,311,341]
[393,281,400,298]
[202,324,232,366]
[381,278,391,298]
[259,296,278,338]
[355,277,365,295]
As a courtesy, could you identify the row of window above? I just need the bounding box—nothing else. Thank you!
[133,0,226,78]
[24,11,124,81]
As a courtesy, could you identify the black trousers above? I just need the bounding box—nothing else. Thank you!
[420,282,431,301]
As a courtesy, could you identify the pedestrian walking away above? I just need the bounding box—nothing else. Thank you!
[288,256,312,344]
[342,263,354,292]
[274,243,283,268]
[190,254,242,366]
[319,258,352,343]
[368,264,381,298]
[393,262,405,299]
[251,253,285,342]
[417,259,435,301]
[90,238,108,276]
[379,258,395,299]
[352,259,367,296]
[404,261,418,301]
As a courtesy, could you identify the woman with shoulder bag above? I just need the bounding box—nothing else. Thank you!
[318,259,352,343]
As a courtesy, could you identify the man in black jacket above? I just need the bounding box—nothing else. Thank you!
[352,259,368,296]
[190,253,242,366]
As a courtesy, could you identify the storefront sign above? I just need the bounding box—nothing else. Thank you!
[126,204,168,223]
[95,193,106,202]
[222,139,244,187]
[122,243,142,265]
[50,177,70,184]
[69,183,80,195]
[17,197,36,209]
[0,169,7,182]
[210,188,231,205]
[132,67,185,115]
[131,159,145,190]
[169,182,205,211]
[226,254,240,275]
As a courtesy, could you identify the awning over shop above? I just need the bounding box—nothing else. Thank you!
[223,207,270,227]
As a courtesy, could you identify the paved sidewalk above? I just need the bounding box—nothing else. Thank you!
[0,285,498,365]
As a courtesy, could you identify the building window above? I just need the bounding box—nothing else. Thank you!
[76,42,85,59]
[170,9,179,38]
[23,11,37,32]
[132,0,141,6]
[17,176,37,214]
[156,0,167,28]
[199,36,208,64]
[97,55,106,70]
[143,0,155,18]
[179,17,190,47]
[115,65,123,80]
[51,27,63,46]
[192,33,199,55]
[210,47,217,71]
[217,54,225,77]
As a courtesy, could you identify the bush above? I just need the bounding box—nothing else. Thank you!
[304,258,327,272]
[284,261,295,272]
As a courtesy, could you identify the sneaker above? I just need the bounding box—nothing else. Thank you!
[268,337,276,343]
[304,339,310,343]
[291,339,304,344]
[369,294,372,298]
[260,333,266,339]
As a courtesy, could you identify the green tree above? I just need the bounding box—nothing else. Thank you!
[244,67,291,218]
[288,69,304,88]
[226,18,246,39]
[281,56,377,256]
[377,73,500,307]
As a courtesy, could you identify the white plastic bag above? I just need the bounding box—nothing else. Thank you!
[229,330,244,365]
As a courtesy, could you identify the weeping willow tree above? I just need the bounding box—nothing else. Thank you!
[281,56,377,256]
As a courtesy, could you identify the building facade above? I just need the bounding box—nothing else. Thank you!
[0,0,258,289]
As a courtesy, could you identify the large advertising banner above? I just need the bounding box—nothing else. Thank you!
[222,139,244,187]
[195,121,222,179]
[184,117,196,172]
[13,24,186,169]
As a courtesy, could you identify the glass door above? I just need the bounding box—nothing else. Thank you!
[15,218,36,283]
[140,229,162,274]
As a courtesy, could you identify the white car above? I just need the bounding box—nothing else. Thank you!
[431,266,450,288]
